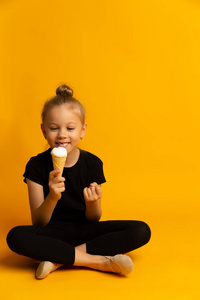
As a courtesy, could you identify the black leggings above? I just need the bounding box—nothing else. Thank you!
[7,220,151,265]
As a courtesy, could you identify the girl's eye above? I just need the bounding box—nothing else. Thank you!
[68,127,75,131]
[50,128,58,131]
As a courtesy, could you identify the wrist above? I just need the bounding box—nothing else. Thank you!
[85,198,102,222]
[47,192,60,204]
[85,198,99,205]
[85,208,102,222]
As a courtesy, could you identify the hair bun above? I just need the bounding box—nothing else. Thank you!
[56,85,73,97]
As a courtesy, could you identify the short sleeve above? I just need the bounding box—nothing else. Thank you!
[23,157,44,185]
[90,158,106,185]
[83,151,106,185]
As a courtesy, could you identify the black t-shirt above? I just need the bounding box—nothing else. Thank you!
[23,148,106,223]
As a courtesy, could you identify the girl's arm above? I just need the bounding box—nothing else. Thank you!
[83,182,102,222]
[27,170,65,226]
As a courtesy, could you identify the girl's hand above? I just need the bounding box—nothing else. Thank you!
[48,169,65,202]
[83,182,102,203]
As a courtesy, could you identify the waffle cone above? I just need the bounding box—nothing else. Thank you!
[51,154,66,176]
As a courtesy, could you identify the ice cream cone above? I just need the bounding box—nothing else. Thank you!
[51,154,66,176]
[51,147,67,176]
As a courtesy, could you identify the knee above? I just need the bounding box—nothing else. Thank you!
[138,221,151,245]
[6,226,25,253]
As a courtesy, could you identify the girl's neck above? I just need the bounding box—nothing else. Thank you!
[64,148,80,168]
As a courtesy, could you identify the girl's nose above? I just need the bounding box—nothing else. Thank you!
[58,128,67,138]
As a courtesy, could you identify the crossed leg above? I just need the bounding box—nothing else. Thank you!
[7,220,151,279]
[36,243,130,279]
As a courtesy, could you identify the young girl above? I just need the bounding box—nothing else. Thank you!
[7,85,151,279]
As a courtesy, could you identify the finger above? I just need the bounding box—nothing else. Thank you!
[90,182,98,187]
[90,186,97,196]
[88,186,99,201]
[49,169,61,180]
[54,188,65,196]
[89,184,102,197]
[83,187,89,199]
[57,176,65,182]
[56,182,65,188]
[51,176,65,184]
[58,186,65,192]
[95,185,102,197]
[88,187,95,199]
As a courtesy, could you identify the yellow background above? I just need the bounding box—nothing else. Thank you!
[0,0,200,299]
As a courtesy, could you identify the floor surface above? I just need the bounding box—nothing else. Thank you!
[1,212,199,300]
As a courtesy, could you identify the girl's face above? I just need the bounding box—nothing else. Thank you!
[41,104,87,158]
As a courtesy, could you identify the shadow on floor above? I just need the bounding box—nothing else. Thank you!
[0,252,37,270]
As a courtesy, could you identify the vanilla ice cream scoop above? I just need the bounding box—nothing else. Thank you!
[51,147,67,176]
[51,147,67,157]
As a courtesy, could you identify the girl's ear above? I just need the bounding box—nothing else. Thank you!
[41,124,46,139]
[81,123,87,139]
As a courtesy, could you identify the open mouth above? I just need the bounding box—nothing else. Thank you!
[56,142,69,147]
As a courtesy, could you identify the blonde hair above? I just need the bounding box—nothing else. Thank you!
[41,85,85,124]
